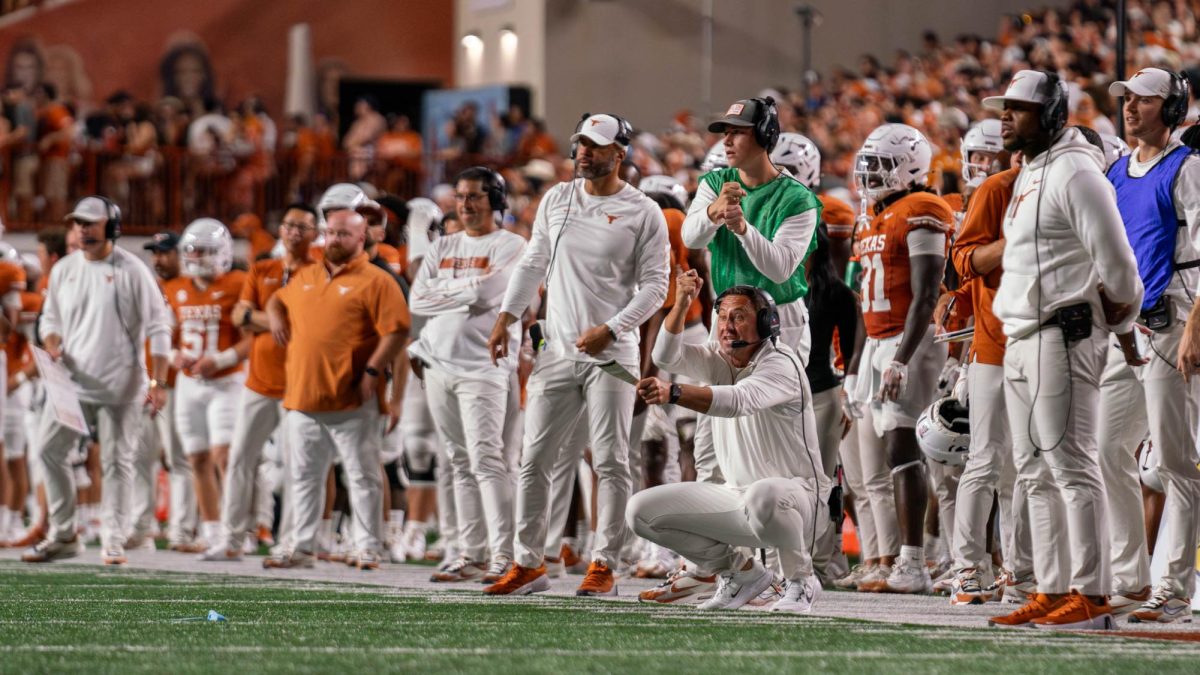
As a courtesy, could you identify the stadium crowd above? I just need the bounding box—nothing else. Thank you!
[0,0,1199,630]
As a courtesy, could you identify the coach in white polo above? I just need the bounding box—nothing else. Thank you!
[628,273,829,614]
[23,195,172,566]
[486,113,669,597]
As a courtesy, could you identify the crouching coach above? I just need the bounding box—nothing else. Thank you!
[627,269,830,614]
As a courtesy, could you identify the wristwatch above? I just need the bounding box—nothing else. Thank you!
[606,326,618,340]
[149,379,162,390]
[242,307,253,326]
[668,383,682,404]
[364,365,381,378]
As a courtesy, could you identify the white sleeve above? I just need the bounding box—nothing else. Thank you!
[652,323,724,383]
[707,353,802,418]
[38,264,63,342]
[408,241,464,317]
[735,208,818,283]
[682,180,722,248]
[906,228,947,256]
[1066,170,1144,332]
[2,290,20,312]
[134,258,172,358]
[606,208,669,336]
[441,236,526,308]
[500,188,556,318]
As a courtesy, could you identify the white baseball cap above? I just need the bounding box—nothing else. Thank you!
[570,114,628,147]
[1109,68,1174,98]
[982,70,1057,111]
[64,196,112,223]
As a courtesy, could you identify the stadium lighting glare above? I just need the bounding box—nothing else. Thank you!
[499,25,518,52]
[461,31,483,50]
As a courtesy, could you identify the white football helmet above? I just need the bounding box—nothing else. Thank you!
[0,241,19,264]
[700,142,728,172]
[640,174,689,208]
[854,123,932,201]
[771,132,821,189]
[406,197,444,262]
[318,182,382,224]
[180,218,233,278]
[960,119,1003,187]
[1099,133,1131,170]
[915,396,970,467]
[1138,439,1163,493]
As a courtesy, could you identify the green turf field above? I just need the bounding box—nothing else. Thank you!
[0,561,1197,674]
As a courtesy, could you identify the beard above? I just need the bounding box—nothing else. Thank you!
[578,154,617,180]
[324,242,356,265]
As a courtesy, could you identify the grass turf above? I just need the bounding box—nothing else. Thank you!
[0,561,1197,674]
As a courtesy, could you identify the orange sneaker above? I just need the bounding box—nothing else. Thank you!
[1030,590,1115,630]
[483,564,550,596]
[6,524,45,549]
[256,525,275,548]
[561,543,587,574]
[988,592,1069,627]
[576,561,617,597]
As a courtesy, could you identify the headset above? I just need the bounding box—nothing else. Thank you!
[1163,70,1191,129]
[569,112,633,159]
[1038,72,1069,134]
[750,96,781,151]
[460,165,508,215]
[715,285,780,348]
[95,195,122,240]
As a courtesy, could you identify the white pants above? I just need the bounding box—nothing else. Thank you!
[811,385,848,579]
[1096,342,1151,594]
[425,368,515,562]
[130,407,160,539]
[221,387,288,549]
[157,389,197,543]
[952,362,1033,576]
[838,422,878,560]
[853,406,900,558]
[1101,324,1200,596]
[515,349,635,568]
[927,461,961,554]
[543,416,589,556]
[39,399,143,547]
[857,326,945,436]
[286,402,383,554]
[3,380,28,458]
[627,478,820,580]
[1005,330,1110,595]
[174,372,243,454]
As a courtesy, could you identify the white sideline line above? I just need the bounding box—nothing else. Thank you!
[3,645,1199,659]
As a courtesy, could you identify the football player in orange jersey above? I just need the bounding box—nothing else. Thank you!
[0,243,25,544]
[845,124,952,594]
[164,219,250,551]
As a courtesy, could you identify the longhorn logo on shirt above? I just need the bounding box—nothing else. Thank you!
[105,275,114,284]
[211,291,225,299]
[605,214,619,224]
[176,289,188,302]
[1009,179,1042,218]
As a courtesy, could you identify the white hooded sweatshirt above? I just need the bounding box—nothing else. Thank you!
[993,127,1143,340]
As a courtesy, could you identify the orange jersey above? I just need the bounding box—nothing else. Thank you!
[6,290,41,377]
[662,208,704,324]
[240,257,317,399]
[857,192,954,339]
[163,271,249,379]
[0,261,26,297]
[819,193,856,240]
[950,168,1017,366]
[377,243,404,276]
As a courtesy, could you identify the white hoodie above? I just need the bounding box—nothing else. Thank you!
[993,127,1143,339]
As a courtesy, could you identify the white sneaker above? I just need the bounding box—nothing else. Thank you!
[198,543,243,562]
[1130,581,1194,624]
[855,563,892,591]
[949,569,993,605]
[545,556,566,579]
[998,570,1036,604]
[124,532,157,552]
[482,556,513,584]
[402,525,427,562]
[931,567,956,595]
[1109,585,1152,617]
[697,560,774,611]
[429,557,486,582]
[833,563,873,589]
[101,544,127,566]
[638,567,718,604]
[770,575,821,613]
[876,559,932,594]
[387,537,406,564]
[436,544,461,572]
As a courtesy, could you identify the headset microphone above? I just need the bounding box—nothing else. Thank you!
[730,337,769,349]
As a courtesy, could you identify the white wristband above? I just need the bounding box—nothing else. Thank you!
[14,371,27,386]
[212,348,240,371]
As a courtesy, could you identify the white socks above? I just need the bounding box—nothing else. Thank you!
[900,545,925,569]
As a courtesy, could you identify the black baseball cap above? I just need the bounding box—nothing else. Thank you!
[143,232,180,253]
[707,98,768,133]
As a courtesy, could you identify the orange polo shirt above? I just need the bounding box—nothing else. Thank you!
[949,168,1017,366]
[377,243,403,276]
[276,252,409,413]
[240,257,317,399]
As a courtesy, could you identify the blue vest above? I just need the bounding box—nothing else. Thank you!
[1107,146,1194,310]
